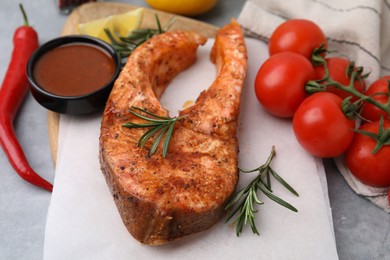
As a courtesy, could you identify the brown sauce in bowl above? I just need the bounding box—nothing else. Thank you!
[33,43,116,96]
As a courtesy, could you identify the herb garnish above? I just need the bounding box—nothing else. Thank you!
[225,146,299,236]
[122,106,185,157]
[105,14,175,64]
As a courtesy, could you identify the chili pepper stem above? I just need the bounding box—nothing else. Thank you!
[19,3,29,26]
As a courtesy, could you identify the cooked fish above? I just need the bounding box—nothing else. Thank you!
[99,21,247,245]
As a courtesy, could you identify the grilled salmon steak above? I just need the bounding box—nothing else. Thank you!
[99,21,247,245]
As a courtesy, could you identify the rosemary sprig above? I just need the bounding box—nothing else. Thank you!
[225,146,299,236]
[122,106,185,157]
[105,14,176,64]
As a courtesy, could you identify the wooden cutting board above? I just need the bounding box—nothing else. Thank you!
[48,2,218,164]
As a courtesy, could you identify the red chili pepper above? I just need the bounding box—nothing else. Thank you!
[0,4,52,191]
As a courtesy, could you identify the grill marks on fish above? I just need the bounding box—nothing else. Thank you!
[99,21,247,245]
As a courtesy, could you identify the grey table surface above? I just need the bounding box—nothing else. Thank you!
[0,0,389,259]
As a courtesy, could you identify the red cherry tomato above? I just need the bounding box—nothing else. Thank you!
[255,52,315,118]
[292,92,355,157]
[314,57,366,101]
[269,19,328,60]
[345,120,390,187]
[361,76,390,122]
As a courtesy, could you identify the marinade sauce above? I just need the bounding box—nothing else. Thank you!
[33,43,116,96]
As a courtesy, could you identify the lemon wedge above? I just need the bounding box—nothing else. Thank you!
[77,8,144,43]
[78,17,114,43]
[111,8,144,37]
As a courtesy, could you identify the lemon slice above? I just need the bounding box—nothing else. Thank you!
[77,8,144,43]
[78,17,114,43]
[111,8,144,38]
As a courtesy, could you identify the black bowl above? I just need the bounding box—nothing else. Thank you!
[27,35,121,115]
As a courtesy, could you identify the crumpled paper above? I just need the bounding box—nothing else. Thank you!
[238,0,390,212]
[43,39,338,259]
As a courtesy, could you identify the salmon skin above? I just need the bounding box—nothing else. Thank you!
[99,21,247,245]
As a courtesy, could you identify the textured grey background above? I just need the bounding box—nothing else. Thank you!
[0,0,389,259]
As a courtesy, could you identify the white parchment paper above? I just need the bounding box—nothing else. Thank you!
[44,39,338,260]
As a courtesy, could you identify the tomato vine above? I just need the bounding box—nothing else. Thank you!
[305,47,390,119]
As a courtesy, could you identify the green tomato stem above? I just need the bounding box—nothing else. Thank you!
[305,51,390,117]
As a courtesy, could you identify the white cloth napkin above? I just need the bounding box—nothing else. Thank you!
[238,0,390,213]
[44,39,338,259]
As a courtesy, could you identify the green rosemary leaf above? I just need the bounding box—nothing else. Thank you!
[123,122,161,128]
[225,146,299,236]
[225,197,246,222]
[162,119,177,157]
[257,182,298,212]
[119,34,144,41]
[149,125,169,155]
[251,188,263,205]
[129,109,172,123]
[269,167,299,196]
[118,37,138,46]
[155,14,163,33]
[104,14,173,65]
[131,28,153,34]
[245,194,254,219]
[260,169,272,192]
[119,50,133,57]
[225,205,242,224]
[234,207,247,225]
[225,187,247,210]
[130,106,171,120]
[122,106,184,157]
[249,216,260,235]
[237,167,259,173]
[266,168,271,190]
[236,217,245,236]
[114,46,131,52]
[138,124,166,147]
[104,28,123,47]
